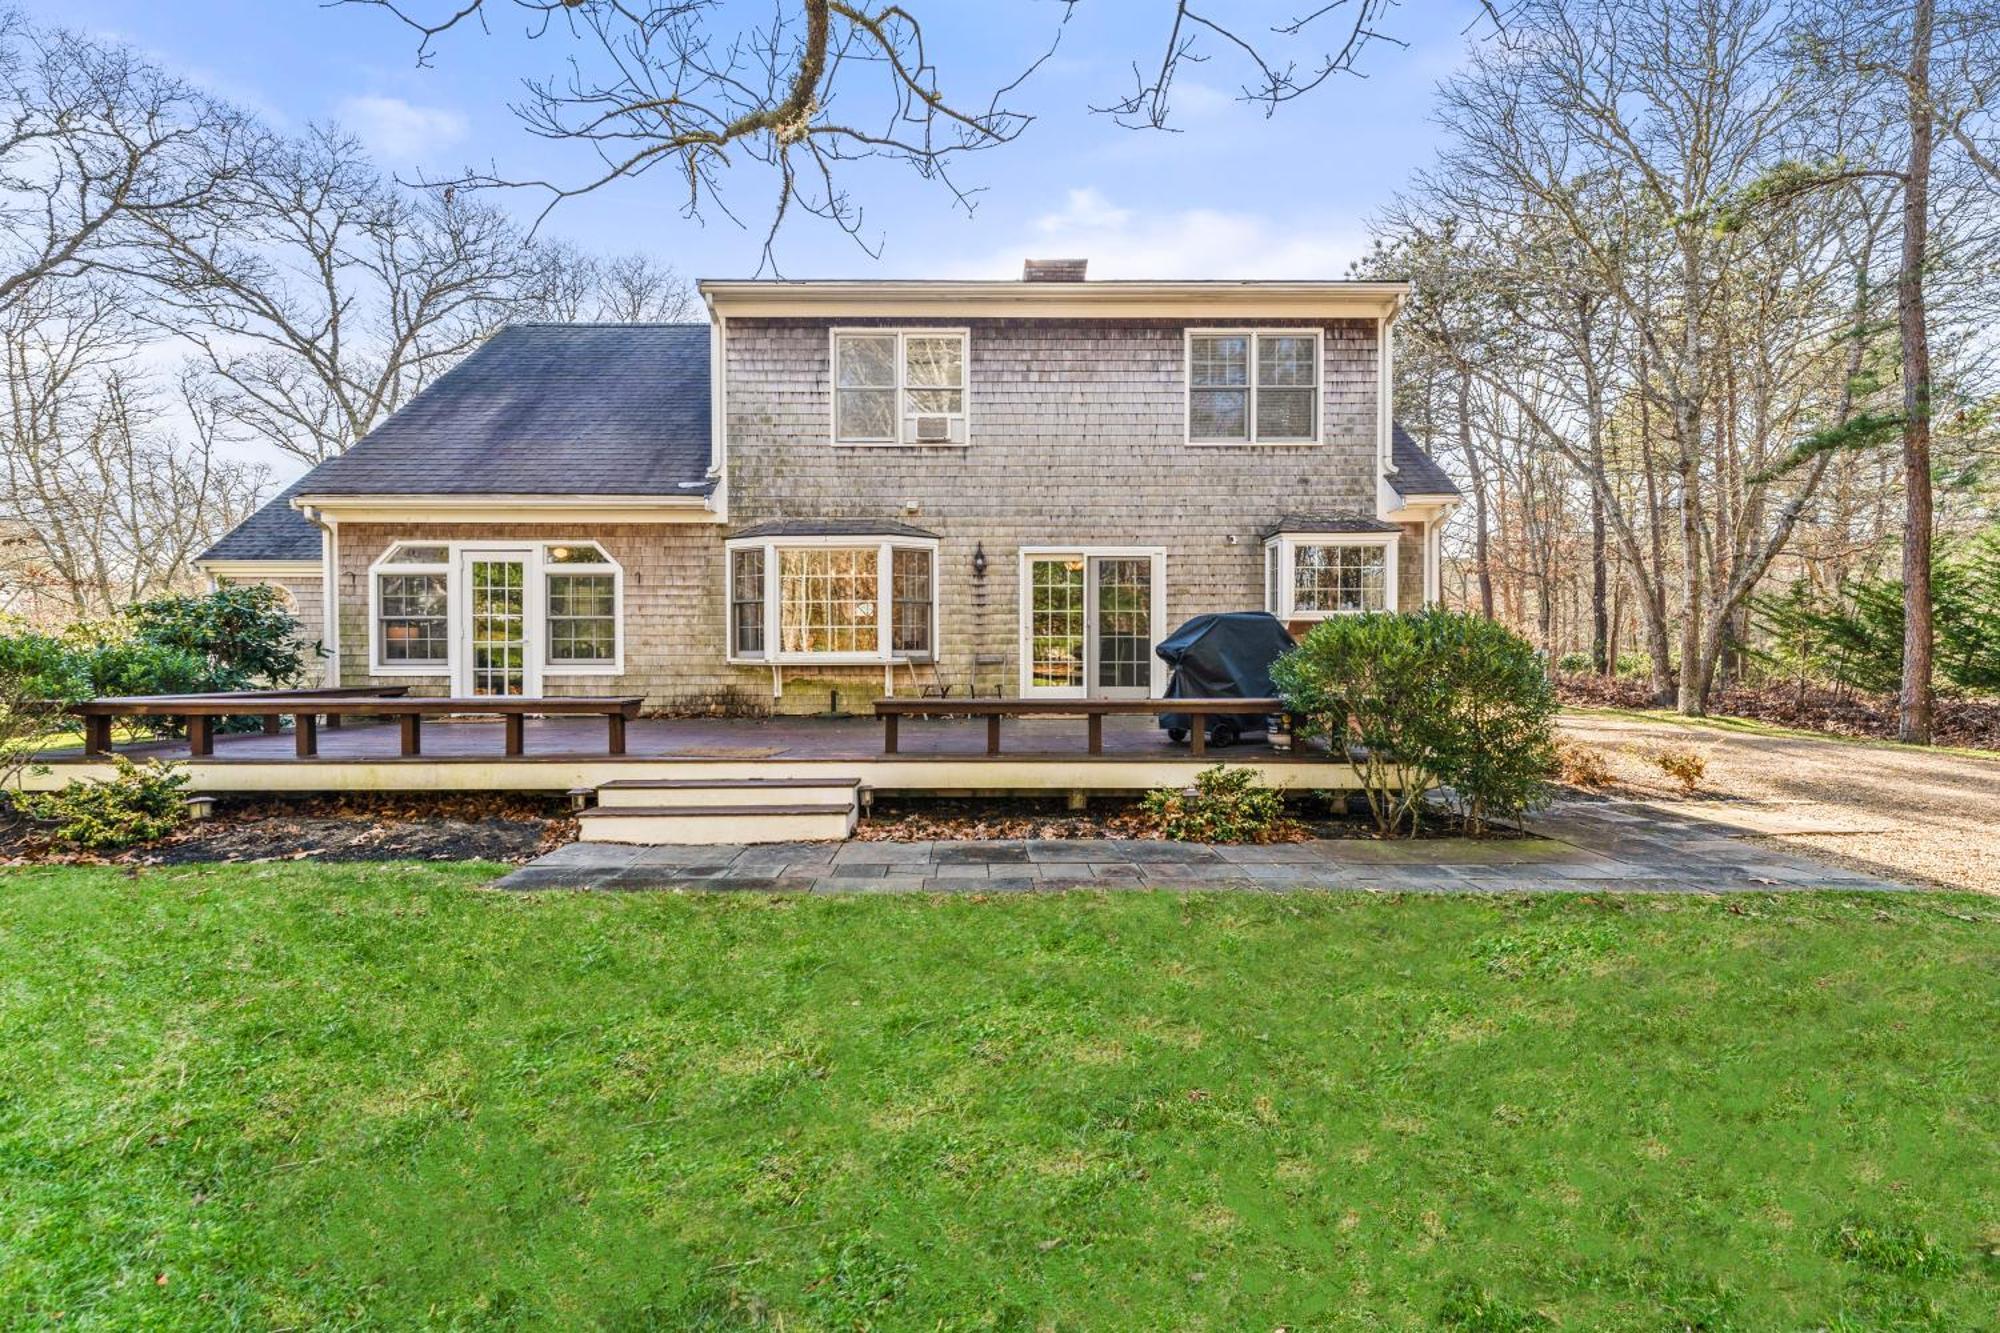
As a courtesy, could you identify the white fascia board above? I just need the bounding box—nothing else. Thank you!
[700,279,1409,320]
[292,493,724,524]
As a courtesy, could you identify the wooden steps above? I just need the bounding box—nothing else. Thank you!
[579,777,863,844]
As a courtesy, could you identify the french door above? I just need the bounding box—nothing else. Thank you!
[456,550,536,697]
[1023,550,1163,698]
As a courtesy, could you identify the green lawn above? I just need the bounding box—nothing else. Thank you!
[2,865,1994,1330]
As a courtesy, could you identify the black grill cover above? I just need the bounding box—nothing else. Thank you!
[1155,611,1295,732]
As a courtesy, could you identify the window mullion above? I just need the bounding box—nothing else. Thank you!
[763,543,779,659]
[875,541,892,659]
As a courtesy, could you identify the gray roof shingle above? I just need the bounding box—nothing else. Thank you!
[197,474,322,564]
[296,323,713,497]
[1260,514,1402,539]
[1390,423,1460,499]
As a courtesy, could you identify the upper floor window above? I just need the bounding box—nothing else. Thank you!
[1187,330,1321,444]
[833,329,968,446]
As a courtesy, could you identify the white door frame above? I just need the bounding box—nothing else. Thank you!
[1017,546,1167,699]
[453,544,541,697]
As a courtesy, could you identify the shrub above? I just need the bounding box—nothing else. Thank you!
[1552,736,1615,790]
[1143,764,1290,842]
[13,758,189,851]
[1555,650,1593,674]
[1648,743,1706,794]
[127,584,313,690]
[1273,610,1558,836]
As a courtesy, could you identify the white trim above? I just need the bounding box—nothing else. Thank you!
[196,559,319,581]
[723,534,941,666]
[1016,546,1169,699]
[453,543,542,697]
[702,279,1409,320]
[363,538,628,683]
[1183,328,1324,446]
[1262,531,1399,619]
[295,494,720,525]
[828,327,971,448]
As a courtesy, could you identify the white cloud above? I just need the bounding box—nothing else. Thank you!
[335,95,470,167]
[954,188,1368,280]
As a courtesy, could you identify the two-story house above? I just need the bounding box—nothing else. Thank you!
[195,261,1460,713]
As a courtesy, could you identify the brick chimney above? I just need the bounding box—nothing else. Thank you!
[1022,258,1088,282]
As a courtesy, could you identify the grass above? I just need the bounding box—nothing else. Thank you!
[1,864,1995,1330]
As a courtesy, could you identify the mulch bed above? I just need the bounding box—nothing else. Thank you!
[1556,675,2000,751]
[855,795,1516,842]
[1,794,573,868]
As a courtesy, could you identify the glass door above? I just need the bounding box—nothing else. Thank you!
[460,553,533,696]
[1027,556,1086,692]
[1088,556,1154,698]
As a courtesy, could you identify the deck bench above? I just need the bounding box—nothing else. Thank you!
[873,697,1286,757]
[73,693,643,759]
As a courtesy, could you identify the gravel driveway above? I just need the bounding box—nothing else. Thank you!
[1561,711,2000,894]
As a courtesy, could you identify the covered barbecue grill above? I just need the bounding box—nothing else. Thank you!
[1155,611,1295,747]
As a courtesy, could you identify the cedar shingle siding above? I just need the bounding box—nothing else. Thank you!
[310,313,1444,713]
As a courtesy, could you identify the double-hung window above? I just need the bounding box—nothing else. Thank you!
[727,536,938,663]
[543,543,620,667]
[1263,533,1397,618]
[373,543,450,669]
[1187,330,1322,444]
[833,330,968,445]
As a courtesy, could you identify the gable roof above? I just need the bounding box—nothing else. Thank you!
[1389,423,1460,500]
[197,474,322,564]
[295,323,713,498]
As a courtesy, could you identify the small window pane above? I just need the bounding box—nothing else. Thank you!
[1257,335,1318,388]
[904,387,964,415]
[891,548,932,657]
[384,543,448,566]
[545,543,610,565]
[378,572,447,663]
[731,548,766,657]
[837,387,896,440]
[904,335,964,388]
[836,334,896,387]
[1190,335,1249,387]
[1256,387,1316,440]
[1191,388,1249,440]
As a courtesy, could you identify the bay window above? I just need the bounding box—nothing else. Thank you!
[727,535,939,663]
[1187,329,1322,444]
[1263,532,1398,618]
[833,329,968,445]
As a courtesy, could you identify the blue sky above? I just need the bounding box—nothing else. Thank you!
[44,0,1479,280]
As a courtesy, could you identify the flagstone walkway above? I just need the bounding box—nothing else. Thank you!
[493,800,1914,894]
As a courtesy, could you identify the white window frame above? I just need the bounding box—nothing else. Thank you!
[1016,546,1169,699]
[1263,532,1399,619]
[540,542,625,675]
[724,535,941,665]
[365,538,625,680]
[1184,328,1325,446]
[830,328,971,447]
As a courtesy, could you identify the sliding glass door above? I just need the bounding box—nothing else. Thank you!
[1023,550,1162,698]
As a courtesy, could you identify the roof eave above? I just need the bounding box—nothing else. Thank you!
[699,279,1410,319]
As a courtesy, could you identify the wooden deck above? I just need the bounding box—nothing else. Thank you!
[20,713,1366,797]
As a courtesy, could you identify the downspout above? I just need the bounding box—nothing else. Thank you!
[297,502,340,688]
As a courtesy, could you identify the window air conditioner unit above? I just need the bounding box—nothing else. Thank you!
[913,414,953,442]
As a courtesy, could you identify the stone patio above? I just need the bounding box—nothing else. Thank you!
[492,800,1915,894]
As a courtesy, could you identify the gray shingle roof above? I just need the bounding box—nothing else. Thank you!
[729,518,940,541]
[197,474,322,564]
[1390,423,1460,499]
[296,323,713,497]
[1260,514,1402,539]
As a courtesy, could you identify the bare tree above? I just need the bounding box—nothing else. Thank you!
[334,0,1053,267]
[0,9,260,315]
[145,126,541,464]
[0,284,263,617]
[518,243,699,323]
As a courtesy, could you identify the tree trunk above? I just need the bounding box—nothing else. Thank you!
[1898,0,1936,745]
[1457,366,1495,617]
